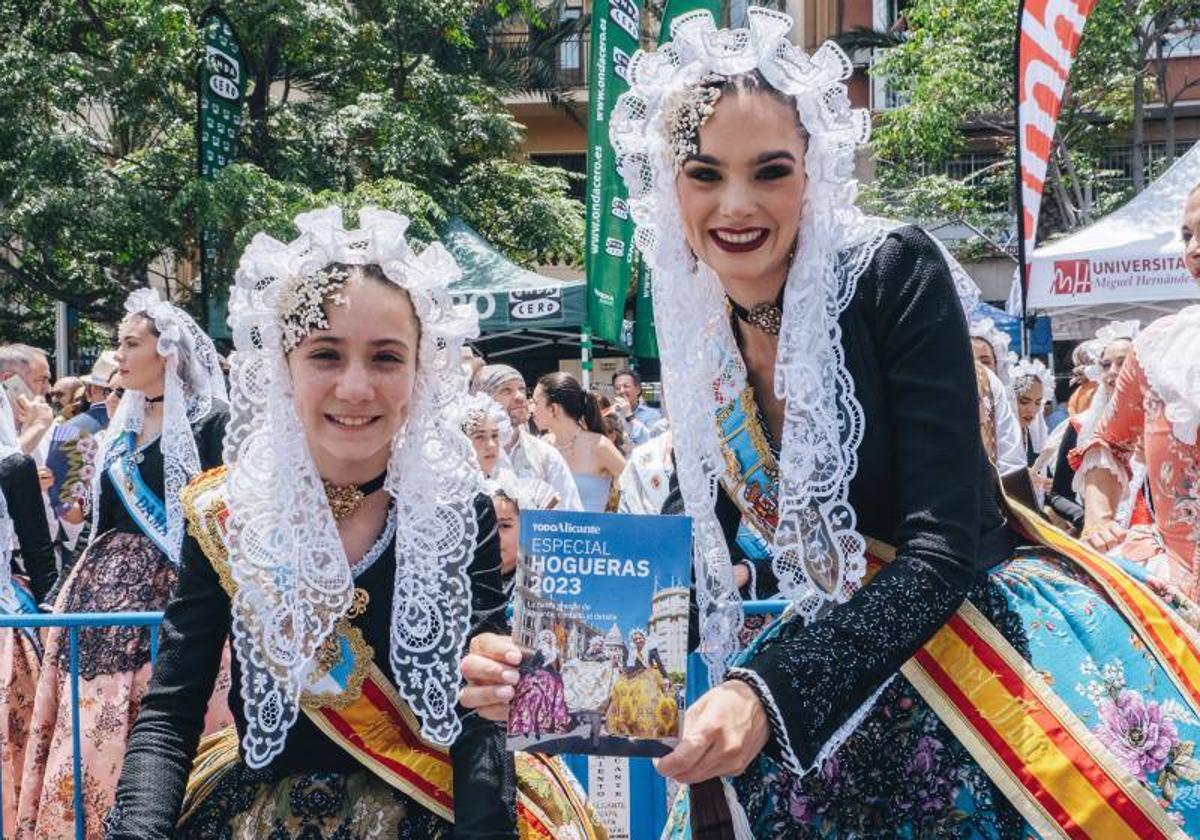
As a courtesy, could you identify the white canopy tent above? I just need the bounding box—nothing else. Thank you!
[1027,141,1200,339]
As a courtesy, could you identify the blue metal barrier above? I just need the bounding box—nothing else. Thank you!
[0,612,163,840]
[0,601,789,840]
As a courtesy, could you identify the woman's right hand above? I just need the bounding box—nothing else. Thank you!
[1084,518,1127,553]
[459,633,523,721]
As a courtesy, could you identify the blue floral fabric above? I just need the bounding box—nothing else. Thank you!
[663,549,1200,839]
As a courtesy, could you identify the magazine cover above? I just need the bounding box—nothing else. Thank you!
[508,509,692,758]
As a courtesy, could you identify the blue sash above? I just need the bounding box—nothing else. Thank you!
[1,577,44,658]
[713,355,778,565]
[107,431,172,556]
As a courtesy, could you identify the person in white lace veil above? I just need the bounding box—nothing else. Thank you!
[15,286,234,840]
[461,10,1200,839]
[458,391,558,510]
[968,317,1016,385]
[105,207,604,840]
[1010,357,1053,466]
[92,288,229,563]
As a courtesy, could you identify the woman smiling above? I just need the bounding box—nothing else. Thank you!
[104,209,602,840]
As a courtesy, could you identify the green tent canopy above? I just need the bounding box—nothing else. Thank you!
[442,217,585,333]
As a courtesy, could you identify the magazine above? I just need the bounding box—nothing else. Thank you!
[507,509,692,758]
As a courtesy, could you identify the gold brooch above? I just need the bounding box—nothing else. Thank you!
[323,481,366,522]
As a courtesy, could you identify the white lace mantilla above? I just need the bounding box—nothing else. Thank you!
[611,8,882,677]
[92,288,227,564]
[227,207,482,767]
[0,471,17,613]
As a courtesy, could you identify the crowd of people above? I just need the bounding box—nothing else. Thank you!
[0,9,1196,840]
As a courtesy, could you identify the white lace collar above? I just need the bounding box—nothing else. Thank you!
[1136,304,1200,445]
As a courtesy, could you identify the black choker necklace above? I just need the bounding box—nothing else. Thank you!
[727,285,785,336]
[323,471,387,522]
[143,393,165,404]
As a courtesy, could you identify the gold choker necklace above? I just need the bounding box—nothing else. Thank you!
[727,285,786,336]
[323,471,387,522]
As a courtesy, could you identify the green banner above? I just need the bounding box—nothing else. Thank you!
[628,0,723,359]
[658,0,722,44]
[584,0,641,346]
[198,7,245,337]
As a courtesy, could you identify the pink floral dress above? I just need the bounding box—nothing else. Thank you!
[1075,337,1200,598]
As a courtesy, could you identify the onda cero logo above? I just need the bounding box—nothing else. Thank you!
[509,288,563,322]
[1052,259,1092,296]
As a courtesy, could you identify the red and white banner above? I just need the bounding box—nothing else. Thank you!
[1015,0,1097,305]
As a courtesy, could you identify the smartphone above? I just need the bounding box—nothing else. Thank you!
[1,375,34,403]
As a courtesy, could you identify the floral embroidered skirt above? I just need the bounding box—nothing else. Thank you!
[14,530,233,840]
[175,728,609,839]
[1,577,42,833]
[664,549,1200,839]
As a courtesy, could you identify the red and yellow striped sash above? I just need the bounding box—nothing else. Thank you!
[304,666,456,822]
[861,538,1190,839]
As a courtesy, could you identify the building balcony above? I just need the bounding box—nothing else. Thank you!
[490,30,590,93]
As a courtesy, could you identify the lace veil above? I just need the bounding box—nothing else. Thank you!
[611,8,882,676]
[968,318,1016,385]
[226,207,481,768]
[1075,320,1140,448]
[0,457,17,612]
[95,288,228,564]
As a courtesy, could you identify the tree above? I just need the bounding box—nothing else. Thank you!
[863,0,1200,241]
[0,0,584,344]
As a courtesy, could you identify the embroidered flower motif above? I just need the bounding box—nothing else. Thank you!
[1094,690,1179,779]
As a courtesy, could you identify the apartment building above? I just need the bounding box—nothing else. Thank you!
[507,0,878,195]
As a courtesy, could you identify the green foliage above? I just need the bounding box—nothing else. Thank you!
[867,0,1199,238]
[0,0,584,342]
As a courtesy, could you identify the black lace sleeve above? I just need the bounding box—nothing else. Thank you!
[1048,423,1084,530]
[450,493,518,839]
[0,453,57,603]
[105,530,231,840]
[728,226,989,773]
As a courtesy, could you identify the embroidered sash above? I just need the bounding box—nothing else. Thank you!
[107,431,172,556]
[180,468,601,838]
[715,380,1196,839]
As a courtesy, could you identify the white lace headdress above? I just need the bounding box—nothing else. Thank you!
[1011,357,1054,452]
[968,318,1016,385]
[1076,320,1140,446]
[226,206,481,767]
[96,287,228,564]
[611,8,881,676]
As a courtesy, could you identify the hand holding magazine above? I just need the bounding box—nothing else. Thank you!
[508,509,692,758]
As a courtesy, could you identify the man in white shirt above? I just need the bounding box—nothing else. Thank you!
[471,364,583,511]
[0,343,54,459]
